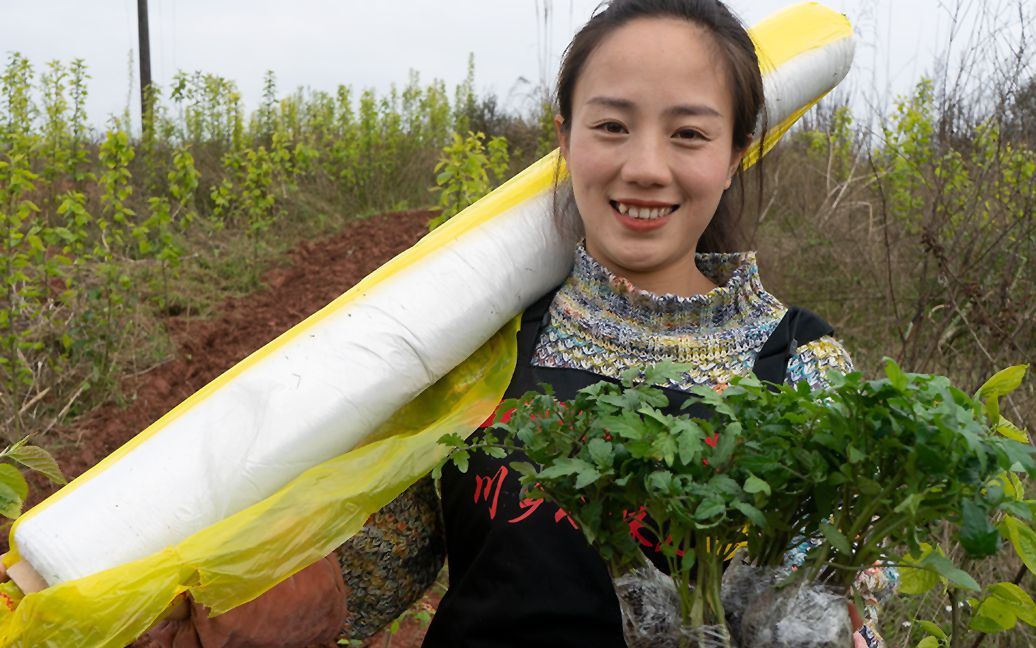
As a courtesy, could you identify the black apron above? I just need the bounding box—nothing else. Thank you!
[423,287,833,647]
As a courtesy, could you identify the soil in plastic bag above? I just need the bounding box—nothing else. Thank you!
[610,556,730,648]
[721,558,850,648]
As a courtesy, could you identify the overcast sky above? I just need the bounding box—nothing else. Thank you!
[0,0,1028,132]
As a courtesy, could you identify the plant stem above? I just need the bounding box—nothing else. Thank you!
[949,588,962,648]
[845,464,908,540]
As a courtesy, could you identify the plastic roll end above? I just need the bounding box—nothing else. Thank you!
[7,560,47,594]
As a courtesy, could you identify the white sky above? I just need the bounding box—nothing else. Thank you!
[0,0,1029,132]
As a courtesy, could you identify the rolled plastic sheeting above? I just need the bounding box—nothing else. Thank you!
[743,1,856,166]
[13,169,570,588]
[1,3,854,646]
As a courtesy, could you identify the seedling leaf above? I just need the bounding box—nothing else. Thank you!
[6,444,66,485]
[921,553,980,591]
[0,464,29,501]
[915,620,947,640]
[1002,516,1036,577]
[819,521,851,556]
[975,365,1028,400]
[743,474,770,496]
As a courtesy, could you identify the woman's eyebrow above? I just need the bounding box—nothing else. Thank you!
[586,95,635,111]
[586,96,722,118]
[666,103,722,118]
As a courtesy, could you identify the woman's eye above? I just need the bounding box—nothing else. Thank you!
[674,128,705,141]
[596,121,626,134]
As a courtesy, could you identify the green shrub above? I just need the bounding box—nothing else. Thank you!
[428,131,509,230]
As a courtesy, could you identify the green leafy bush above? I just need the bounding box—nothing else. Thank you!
[427,131,509,230]
[443,362,1035,644]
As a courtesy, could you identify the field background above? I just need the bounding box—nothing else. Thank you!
[0,5,1034,645]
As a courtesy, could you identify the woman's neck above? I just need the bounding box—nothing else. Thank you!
[617,264,719,298]
[585,247,719,299]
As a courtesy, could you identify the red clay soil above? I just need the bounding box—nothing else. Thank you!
[26,209,438,648]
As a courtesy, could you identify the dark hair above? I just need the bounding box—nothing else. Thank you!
[552,0,767,253]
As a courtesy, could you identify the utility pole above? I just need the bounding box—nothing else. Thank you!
[137,0,153,135]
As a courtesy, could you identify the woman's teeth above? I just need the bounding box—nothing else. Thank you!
[612,201,677,220]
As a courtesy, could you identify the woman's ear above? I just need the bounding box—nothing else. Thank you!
[725,135,752,189]
[554,115,569,160]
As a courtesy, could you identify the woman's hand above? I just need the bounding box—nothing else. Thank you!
[163,594,190,622]
[849,601,876,648]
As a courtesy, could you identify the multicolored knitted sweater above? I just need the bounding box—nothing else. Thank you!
[532,243,854,389]
[532,243,892,647]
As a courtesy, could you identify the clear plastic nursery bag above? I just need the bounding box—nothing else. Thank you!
[721,557,851,648]
[610,554,731,648]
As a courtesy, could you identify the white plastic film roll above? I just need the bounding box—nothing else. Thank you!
[15,185,570,585]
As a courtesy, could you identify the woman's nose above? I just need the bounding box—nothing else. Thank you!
[620,135,671,186]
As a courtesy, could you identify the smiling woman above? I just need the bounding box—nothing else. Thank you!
[556,16,750,297]
[427,1,885,648]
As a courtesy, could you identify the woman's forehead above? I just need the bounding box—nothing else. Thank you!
[573,17,732,115]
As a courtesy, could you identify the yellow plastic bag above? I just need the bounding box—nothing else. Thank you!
[1,317,518,646]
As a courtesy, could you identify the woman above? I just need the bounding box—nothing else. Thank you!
[137,0,890,645]
[425,1,887,646]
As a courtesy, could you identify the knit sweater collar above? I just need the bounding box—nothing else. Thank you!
[565,243,778,333]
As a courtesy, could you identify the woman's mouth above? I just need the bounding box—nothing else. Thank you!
[609,200,678,220]
[609,200,679,230]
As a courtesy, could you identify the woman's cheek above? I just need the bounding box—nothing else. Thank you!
[688,164,732,200]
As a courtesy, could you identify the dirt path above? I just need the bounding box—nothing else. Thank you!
[30,209,436,647]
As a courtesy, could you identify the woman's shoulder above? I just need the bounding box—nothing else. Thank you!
[786,334,854,390]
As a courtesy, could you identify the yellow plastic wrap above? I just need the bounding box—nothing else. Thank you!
[0,4,854,645]
[742,2,853,167]
[1,316,518,646]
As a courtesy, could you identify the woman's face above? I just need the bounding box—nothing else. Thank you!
[557,17,746,295]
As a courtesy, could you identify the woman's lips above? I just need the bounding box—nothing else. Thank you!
[610,202,675,232]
